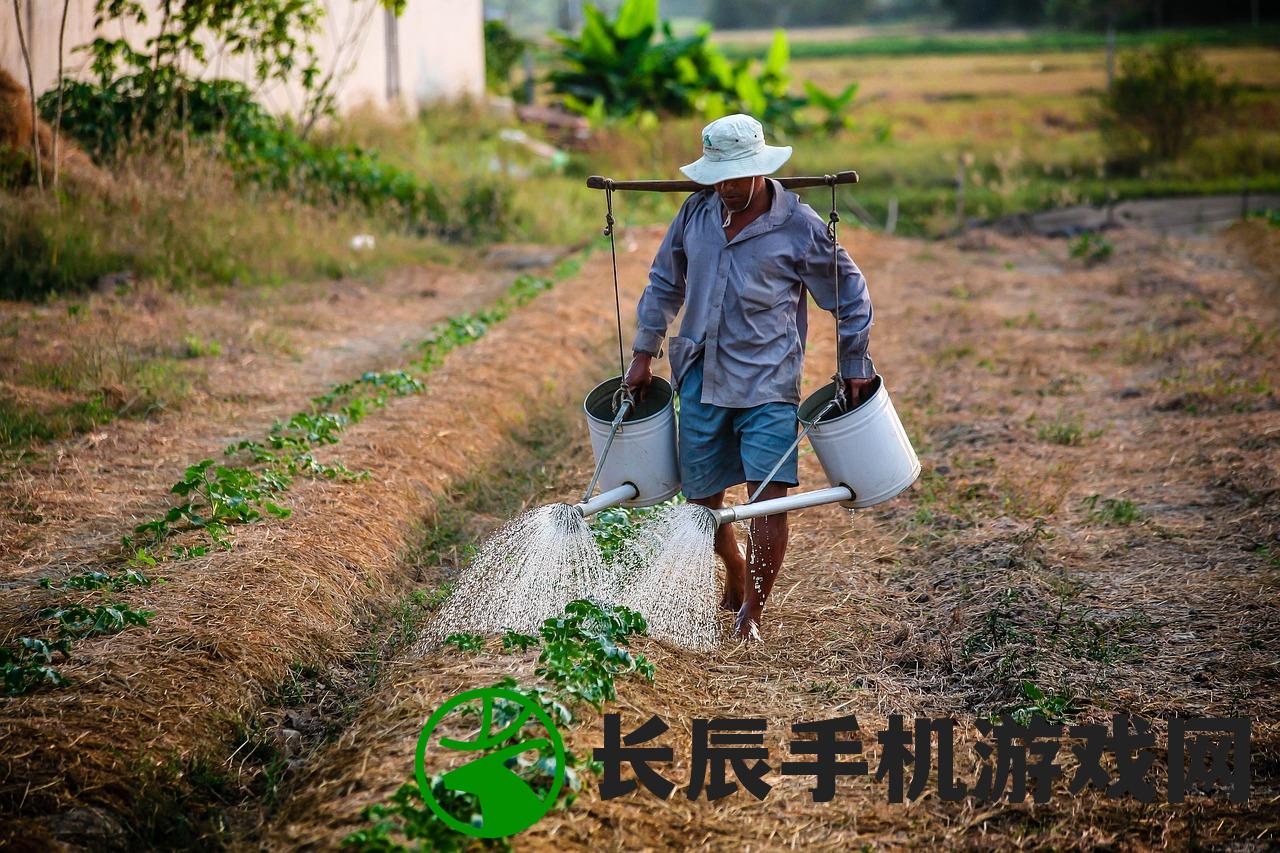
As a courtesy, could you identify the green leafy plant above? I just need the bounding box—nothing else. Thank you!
[535,600,653,707]
[180,335,222,359]
[39,602,155,639]
[1081,493,1145,525]
[38,567,156,592]
[128,459,291,549]
[501,631,539,652]
[1245,208,1280,228]
[1004,680,1076,726]
[589,507,638,564]
[803,81,860,135]
[547,0,830,134]
[39,73,477,240]
[442,632,485,653]
[1036,412,1086,446]
[484,20,528,96]
[2,638,72,696]
[67,0,406,145]
[1068,232,1114,265]
[589,496,682,563]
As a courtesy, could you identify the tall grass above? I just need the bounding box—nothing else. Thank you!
[1,148,454,300]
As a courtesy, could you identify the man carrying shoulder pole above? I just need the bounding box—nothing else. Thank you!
[623,114,876,642]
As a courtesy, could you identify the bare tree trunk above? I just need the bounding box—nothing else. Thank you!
[11,0,43,190]
[52,0,71,190]
[384,6,400,104]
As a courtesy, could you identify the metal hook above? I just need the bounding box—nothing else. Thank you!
[602,180,616,237]
[611,383,634,419]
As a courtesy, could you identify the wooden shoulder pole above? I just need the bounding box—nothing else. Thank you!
[586,171,859,192]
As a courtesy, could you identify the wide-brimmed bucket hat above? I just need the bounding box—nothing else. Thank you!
[680,114,792,185]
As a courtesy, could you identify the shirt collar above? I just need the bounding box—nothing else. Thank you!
[765,177,794,226]
[720,177,794,245]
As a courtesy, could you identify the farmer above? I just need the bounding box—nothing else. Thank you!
[623,113,875,642]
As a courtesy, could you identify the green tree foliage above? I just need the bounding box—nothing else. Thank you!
[484,19,528,96]
[548,0,846,134]
[1099,40,1239,163]
[81,1,406,132]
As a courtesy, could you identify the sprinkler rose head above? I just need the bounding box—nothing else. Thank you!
[549,502,588,534]
[689,504,718,535]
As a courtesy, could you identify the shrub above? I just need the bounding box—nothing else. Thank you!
[37,73,269,164]
[1099,40,1240,164]
[484,19,528,96]
[38,74,505,240]
[0,205,128,299]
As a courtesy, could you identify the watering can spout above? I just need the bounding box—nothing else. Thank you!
[710,485,855,527]
[573,482,639,518]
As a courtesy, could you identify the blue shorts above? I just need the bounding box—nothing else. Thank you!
[676,356,799,500]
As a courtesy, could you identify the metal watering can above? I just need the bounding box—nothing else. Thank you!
[707,375,920,526]
[574,375,680,517]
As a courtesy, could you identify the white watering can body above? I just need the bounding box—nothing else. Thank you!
[798,376,920,509]
[583,375,681,508]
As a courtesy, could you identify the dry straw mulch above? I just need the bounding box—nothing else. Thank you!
[0,232,660,846]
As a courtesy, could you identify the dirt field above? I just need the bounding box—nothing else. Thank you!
[1,218,1277,850]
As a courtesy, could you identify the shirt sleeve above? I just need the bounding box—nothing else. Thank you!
[796,208,875,379]
[632,193,696,357]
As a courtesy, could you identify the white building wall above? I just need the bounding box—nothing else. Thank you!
[0,0,484,116]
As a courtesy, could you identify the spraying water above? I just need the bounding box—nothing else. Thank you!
[430,503,617,638]
[618,503,721,651]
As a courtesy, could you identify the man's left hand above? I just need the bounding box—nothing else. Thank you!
[844,377,875,408]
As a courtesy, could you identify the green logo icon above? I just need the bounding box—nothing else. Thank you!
[415,687,565,838]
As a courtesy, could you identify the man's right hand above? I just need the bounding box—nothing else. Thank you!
[623,352,653,401]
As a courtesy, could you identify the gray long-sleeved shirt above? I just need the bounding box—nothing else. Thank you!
[632,177,874,408]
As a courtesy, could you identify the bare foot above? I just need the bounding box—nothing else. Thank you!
[720,544,747,612]
[733,604,763,641]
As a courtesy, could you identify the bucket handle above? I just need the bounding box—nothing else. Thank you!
[581,389,634,503]
[744,394,842,506]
